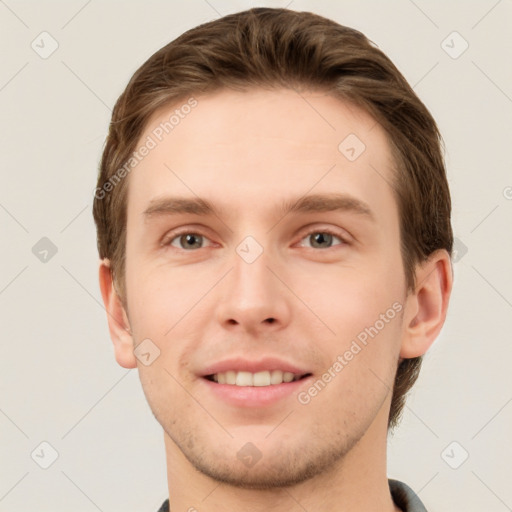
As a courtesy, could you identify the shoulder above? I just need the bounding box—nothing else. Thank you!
[389,479,429,512]
[156,498,169,512]
[156,482,427,512]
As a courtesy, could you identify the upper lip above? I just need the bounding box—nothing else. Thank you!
[200,357,311,377]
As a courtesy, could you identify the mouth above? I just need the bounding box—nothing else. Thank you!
[200,359,314,408]
[199,357,314,407]
[204,370,312,386]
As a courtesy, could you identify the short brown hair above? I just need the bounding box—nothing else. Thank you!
[92,7,453,429]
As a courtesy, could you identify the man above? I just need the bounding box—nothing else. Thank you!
[93,7,453,511]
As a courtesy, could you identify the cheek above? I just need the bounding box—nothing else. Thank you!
[293,255,403,333]
[125,259,218,366]
[291,251,405,390]
[126,271,168,335]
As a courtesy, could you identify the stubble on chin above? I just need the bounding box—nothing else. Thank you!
[162,422,359,490]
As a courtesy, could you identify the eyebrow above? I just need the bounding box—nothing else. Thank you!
[142,193,375,222]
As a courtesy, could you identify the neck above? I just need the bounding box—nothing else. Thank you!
[163,402,400,512]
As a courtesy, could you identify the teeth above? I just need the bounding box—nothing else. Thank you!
[283,371,295,383]
[270,370,284,385]
[236,371,253,386]
[210,370,302,386]
[253,371,271,386]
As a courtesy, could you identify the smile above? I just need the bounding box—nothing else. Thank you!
[206,370,310,386]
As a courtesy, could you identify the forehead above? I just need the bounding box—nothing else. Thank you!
[126,88,397,225]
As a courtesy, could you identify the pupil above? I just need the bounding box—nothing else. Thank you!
[182,234,201,249]
[312,233,331,248]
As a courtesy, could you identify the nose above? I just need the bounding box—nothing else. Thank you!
[215,240,292,334]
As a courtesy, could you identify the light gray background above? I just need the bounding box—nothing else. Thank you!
[1,0,511,510]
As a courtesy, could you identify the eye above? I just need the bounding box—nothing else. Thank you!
[162,228,349,251]
[163,231,214,251]
[298,229,348,249]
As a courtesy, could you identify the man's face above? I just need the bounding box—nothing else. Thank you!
[122,88,408,487]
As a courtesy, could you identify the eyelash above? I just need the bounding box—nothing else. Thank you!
[161,227,350,251]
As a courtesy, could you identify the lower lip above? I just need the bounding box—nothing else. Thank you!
[201,377,312,408]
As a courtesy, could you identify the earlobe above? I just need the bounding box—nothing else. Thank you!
[98,259,137,369]
[400,249,453,359]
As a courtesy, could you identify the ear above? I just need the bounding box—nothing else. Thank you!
[400,249,453,358]
[98,259,137,369]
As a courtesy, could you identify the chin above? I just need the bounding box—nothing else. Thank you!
[176,434,354,490]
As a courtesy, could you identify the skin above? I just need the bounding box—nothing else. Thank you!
[99,88,452,511]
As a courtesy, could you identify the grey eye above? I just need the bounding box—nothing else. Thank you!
[301,231,344,249]
[172,233,204,250]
